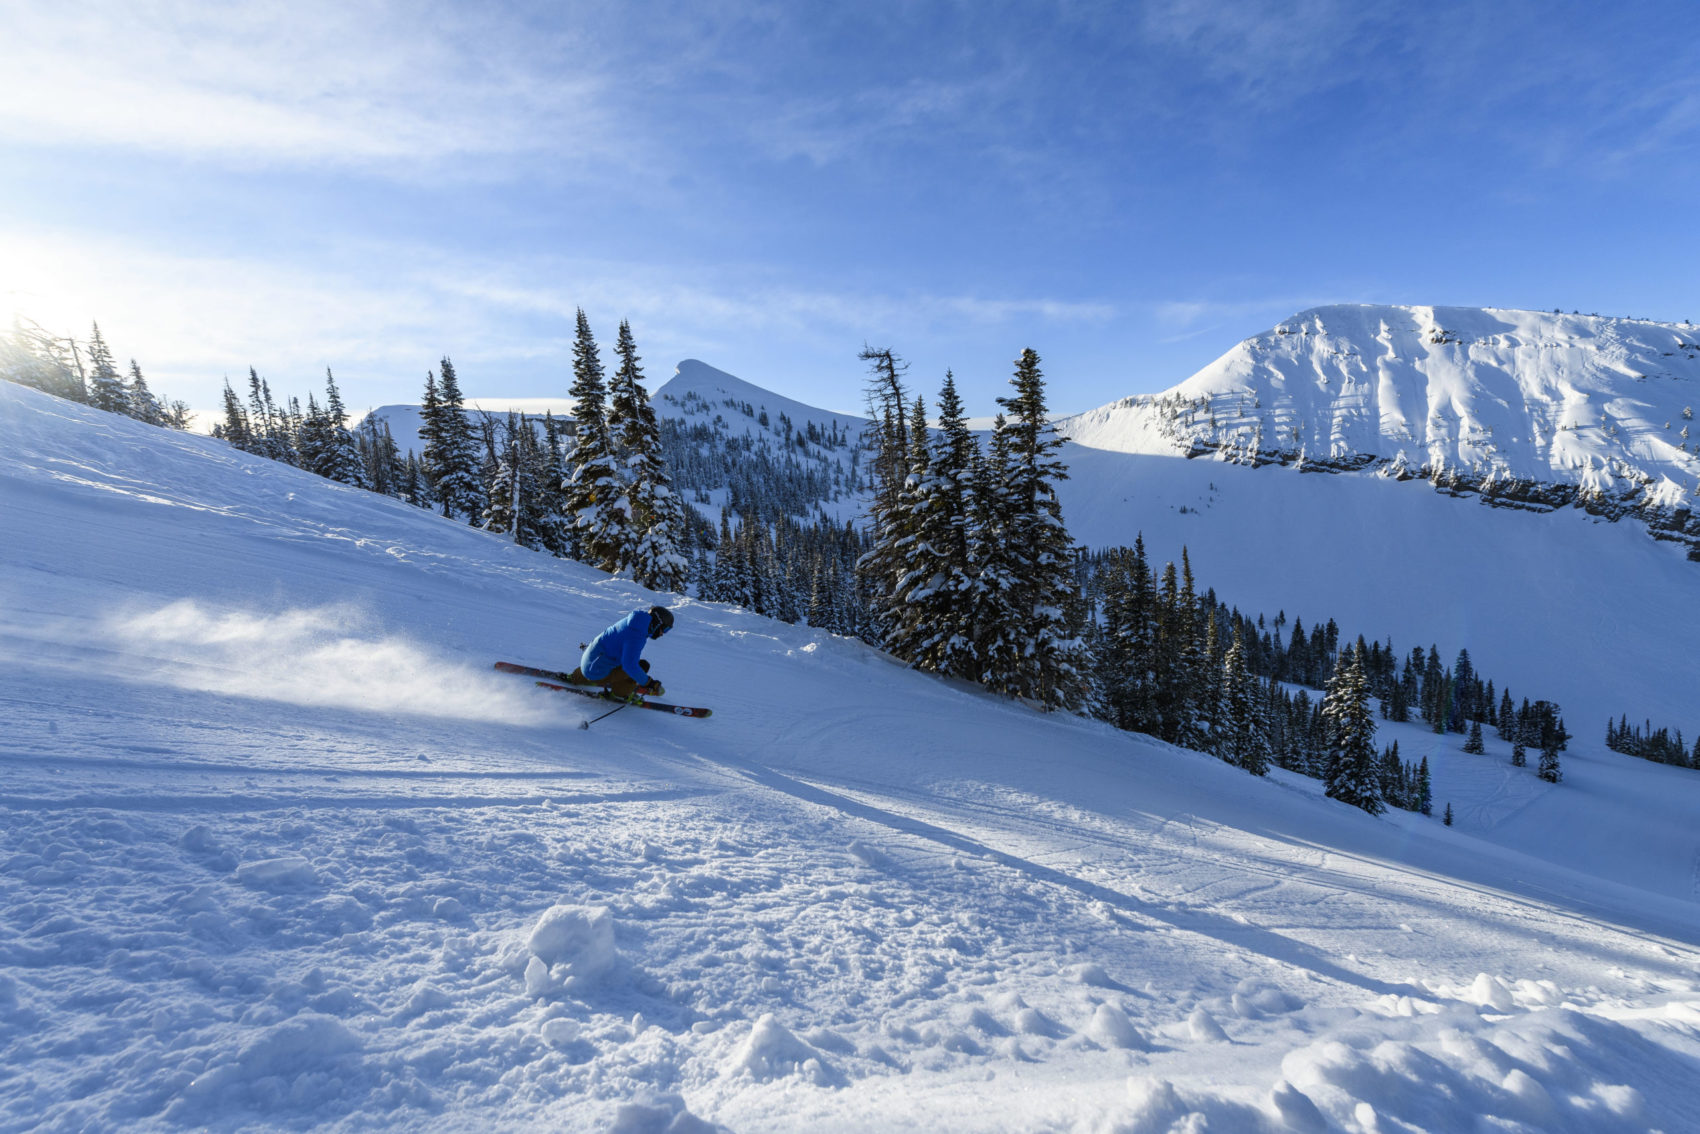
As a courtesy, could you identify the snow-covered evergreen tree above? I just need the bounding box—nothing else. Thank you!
[482,414,553,549]
[423,358,484,522]
[1217,624,1270,774]
[884,395,937,664]
[359,415,407,499]
[1322,645,1383,814]
[1100,536,1160,733]
[217,379,253,451]
[990,349,1092,712]
[609,321,688,591]
[967,413,1026,696]
[315,369,368,488]
[86,324,128,414]
[126,360,164,425]
[892,372,978,675]
[855,346,911,643]
[532,411,574,557]
[563,310,630,572]
[296,393,332,476]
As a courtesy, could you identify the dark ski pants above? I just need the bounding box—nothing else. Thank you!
[569,659,648,697]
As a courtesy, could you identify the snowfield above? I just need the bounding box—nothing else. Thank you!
[6,379,1700,1132]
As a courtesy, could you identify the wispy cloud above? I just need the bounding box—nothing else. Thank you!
[1137,0,1402,104]
[0,0,618,174]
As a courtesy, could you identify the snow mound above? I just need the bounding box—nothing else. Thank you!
[609,1092,722,1134]
[1087,1003,1149,1051]
[1098,1077,1276,1134]
[168,1014,363,1122]
[235,855,319,891]
[726,1013,833,1084]
[523,904,617,993]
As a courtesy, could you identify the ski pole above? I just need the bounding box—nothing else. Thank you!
[581,702,629,729]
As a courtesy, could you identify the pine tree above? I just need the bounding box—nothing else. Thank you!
[1100,537,1160,733]
[1512,739,1527,767]
[1217,624,1270,775]
[920,370,980,677]
[885,395,937,664]
[245,368,291,463]
[297,393,332,475]
[533,412,574,557]
[1443,802,1453,826]
[1451,649,1476,731]
[609,321,688,591]
[1417,756,1433,816]
[1174,550,1211,750]
[315,369,368,488]
[1322,646,1383,814]
[425,357,484,522]
[1463,719,1486,754]
[359,415,406,498]
[1537,742,1562,783]
[855,346,911,643]
[967,413,1025,693]
[482,414,551,548]
[218,378,253,451]
[563,311,629,571]
[126,360,164,424]
[85,323,128,413]
[1153,561,1187,741]
[989,349,1092,711]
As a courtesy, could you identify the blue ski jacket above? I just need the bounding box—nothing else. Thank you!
[580,610,654,685]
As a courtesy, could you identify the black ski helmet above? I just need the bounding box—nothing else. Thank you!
[648,605,675,638]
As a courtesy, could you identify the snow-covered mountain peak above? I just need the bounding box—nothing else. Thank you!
[1061,303,1700,558]
[655,359,868,436]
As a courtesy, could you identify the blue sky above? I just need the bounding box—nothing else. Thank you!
[3,1,1697,419]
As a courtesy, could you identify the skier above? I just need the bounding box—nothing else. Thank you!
[565,605,673,702]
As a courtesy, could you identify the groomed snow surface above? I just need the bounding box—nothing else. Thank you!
[6,380,1700,1132]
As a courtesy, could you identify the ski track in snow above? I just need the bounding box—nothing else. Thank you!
[7,381,1700,1131]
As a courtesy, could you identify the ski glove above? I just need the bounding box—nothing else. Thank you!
[645,679,665,698]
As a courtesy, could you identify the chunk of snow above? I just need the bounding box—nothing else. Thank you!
[1014,1007,1068,1038]
[525,904,616,990]
[1087,1003,1149,1050]
[1470,972,1516,1013]
[727,1014,829,1083]
[1270,1079,1329,1134]
[1188,1006,1229,1042]
[608,1092,720,1134]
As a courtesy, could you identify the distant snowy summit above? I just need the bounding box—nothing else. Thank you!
[1059,304,1700,558]
[652,359,869,437]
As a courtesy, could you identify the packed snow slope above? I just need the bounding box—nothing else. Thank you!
[8,386,1700,1132]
